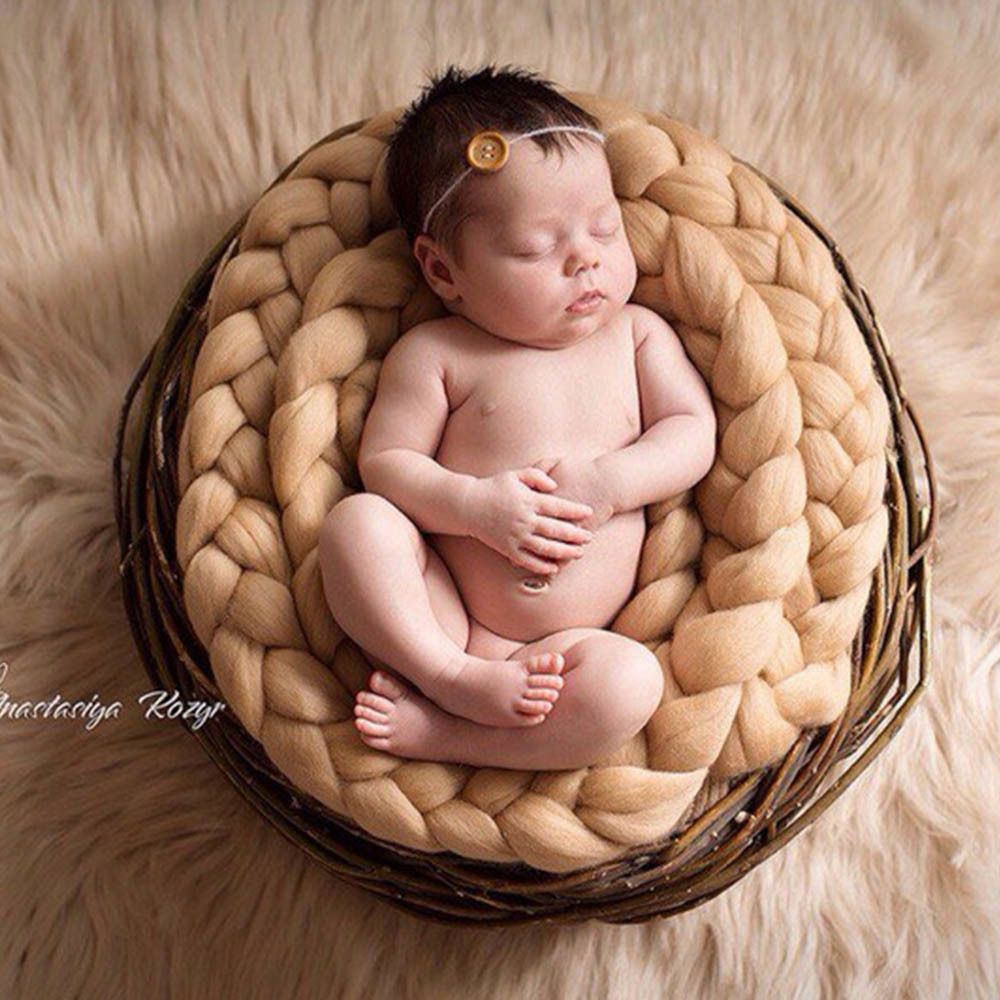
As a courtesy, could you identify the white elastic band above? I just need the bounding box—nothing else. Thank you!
[421,125,606,235]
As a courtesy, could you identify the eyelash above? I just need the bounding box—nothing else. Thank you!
[514,223,620,258]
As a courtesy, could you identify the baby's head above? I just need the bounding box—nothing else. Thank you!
[386,64,637,349]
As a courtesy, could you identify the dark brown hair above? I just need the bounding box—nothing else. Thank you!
[385,64,603,266]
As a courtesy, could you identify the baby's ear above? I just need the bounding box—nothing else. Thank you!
[414,241,461,302]
[413,235,442,274]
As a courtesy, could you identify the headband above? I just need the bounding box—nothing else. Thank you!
[421,125,607,235]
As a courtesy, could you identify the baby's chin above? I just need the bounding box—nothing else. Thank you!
[530,307,623,349]
[561,294,623,327]
[452,296,625,348]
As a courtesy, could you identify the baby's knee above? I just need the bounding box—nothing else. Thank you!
[320,492,395,549]
[570,636,664,737]
[319,492,425,579]
[624,644,666,728]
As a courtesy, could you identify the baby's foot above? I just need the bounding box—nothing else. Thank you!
[354,670,474,761]
[419,651,566,728]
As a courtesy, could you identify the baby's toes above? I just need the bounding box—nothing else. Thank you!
[524,660,565,697]
[513,653,565,718]
[518,681,560,711]
[356,723,392,749]
[368,669,408,698]
[354,702,389,723]
[354,703,393,741]
[527,652,565,676]
[518,672,563,714]
[516,696,554,717]
[356,689,393,715]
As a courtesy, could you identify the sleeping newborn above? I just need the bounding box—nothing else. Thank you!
[319,92,716,772]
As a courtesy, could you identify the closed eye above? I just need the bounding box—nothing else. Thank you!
[514,246,553,258]
[513,224,620,258]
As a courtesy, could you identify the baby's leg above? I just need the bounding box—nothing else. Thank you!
[354,627,665,771]
[318,492,565,728]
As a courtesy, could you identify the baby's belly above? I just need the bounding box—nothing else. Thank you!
[427,508,646,642]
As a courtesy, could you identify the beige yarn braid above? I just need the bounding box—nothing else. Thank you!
[174,93,890,873]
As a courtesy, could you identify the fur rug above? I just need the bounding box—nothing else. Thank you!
[1,1,998,996]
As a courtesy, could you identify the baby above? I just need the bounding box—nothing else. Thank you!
[318,66,717,771]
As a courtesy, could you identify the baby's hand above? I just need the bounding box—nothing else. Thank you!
[535,456,617,534]
[465,465,596,576]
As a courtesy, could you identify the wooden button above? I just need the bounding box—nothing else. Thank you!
[466,130,509,172]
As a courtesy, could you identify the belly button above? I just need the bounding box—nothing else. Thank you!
[521,575,549,593]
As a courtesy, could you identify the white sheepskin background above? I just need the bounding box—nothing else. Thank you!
[1,1,998,996]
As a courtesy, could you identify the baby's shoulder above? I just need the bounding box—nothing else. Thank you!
[621,303,674,345]
[387,315,469,358]
[379,317,472,403]
[382,317,453,370]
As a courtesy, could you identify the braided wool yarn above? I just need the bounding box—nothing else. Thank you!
[174,92,891,873]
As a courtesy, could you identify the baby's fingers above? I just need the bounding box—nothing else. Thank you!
[517,467,557,492]
[533,516,594,545]
[522,535,587,562]
[537,494,593,521]
[511,550,561,575]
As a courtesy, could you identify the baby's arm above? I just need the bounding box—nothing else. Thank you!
[357,328,477,537]
[358,326,593,573]
[594,307,717,513]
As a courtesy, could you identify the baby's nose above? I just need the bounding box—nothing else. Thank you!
[565,254,599,276]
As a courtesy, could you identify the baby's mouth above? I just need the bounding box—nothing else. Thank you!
[567,290,604,313]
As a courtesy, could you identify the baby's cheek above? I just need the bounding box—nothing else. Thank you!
[500,272,546,307]
[613,247,639,298]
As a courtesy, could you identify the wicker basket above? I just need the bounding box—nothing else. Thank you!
[113,113,937,927]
